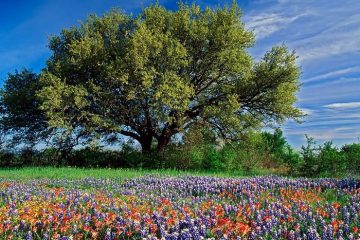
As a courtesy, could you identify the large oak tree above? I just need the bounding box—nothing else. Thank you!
[38,3,302,154]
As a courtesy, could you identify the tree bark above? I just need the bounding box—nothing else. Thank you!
[156,121,179,154]
[157,135,171,154]
[139,135,153,156]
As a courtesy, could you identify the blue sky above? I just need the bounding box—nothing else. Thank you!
[0,0,359,148]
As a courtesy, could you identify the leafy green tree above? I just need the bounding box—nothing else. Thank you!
[0,70,50,148]
[318,141,346,176]
[341,143,360,174]
[223,132,267,172]
[262,128,287,157]
[282,145,302,174]
[300,135,319,177]
[162,123,221,170]
[0,69,86,164]
[262,129,302,172]
[262,128,287,167]
[38,3,302,155]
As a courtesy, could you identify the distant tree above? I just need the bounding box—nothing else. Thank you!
[261,129,302,171]
[262,128,287,160]
[38,3,303,155]
[230,132,267,172]
[0,69,85,164]
[282,145,302,174]
[300,135,319,176]
[318,141,346,176]
[341,143,360,174]
[0,70,50,149]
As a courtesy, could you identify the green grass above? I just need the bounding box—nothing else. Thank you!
[0,167,276,180]
[1,167,357,180]
[0,167,148,180]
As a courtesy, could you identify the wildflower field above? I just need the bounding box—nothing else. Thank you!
[0,170,359,239]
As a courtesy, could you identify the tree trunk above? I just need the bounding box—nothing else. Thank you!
[140,135,153,156]
[157,136,171,154]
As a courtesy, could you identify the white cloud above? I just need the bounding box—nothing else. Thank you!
[306,113,360,123]
[291,131,359,141]
[286,125,360,141]
[243,0,360,146]
[297,29,360,63]
[245,12,308,39]
[245,0,360,63]
[284,104,360,145]
[298,108,313,116]
[294,11,360,63]
[303,66,360,83]
[324,102,360,109]
[299,78,360,104]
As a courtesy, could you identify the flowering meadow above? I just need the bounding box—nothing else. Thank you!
[0,176,359,239]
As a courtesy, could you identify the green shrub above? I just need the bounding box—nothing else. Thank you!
[262,129,287,166]
[281,145,303,175]
[341,143,360,175]
[0,151,18,167]
[300,135,319,177]
[223,133,267,173]
[318,141,346,177]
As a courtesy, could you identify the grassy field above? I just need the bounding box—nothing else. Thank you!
[1,167,358,181]
[0,167,281,180]
[0,167,236,180]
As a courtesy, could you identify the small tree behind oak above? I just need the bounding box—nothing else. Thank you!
[38,3,303,155]
[0,70,48,149]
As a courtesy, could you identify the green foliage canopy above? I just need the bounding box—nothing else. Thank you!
[37,3,302,153]
[0,70,49,148]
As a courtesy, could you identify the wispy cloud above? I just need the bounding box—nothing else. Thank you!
[297,29,360,63]
[294,11,360,63]
[299,76,360,104]
[324,102,360,109]
[245,12,308,39]
[303,66,360,83]
[287,128,360,141]
[285,102,360,146]
[242,0,360,147]
[245,0,360,64]
[298,107,313,116]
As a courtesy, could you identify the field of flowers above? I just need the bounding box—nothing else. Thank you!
[0,175,359,239]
